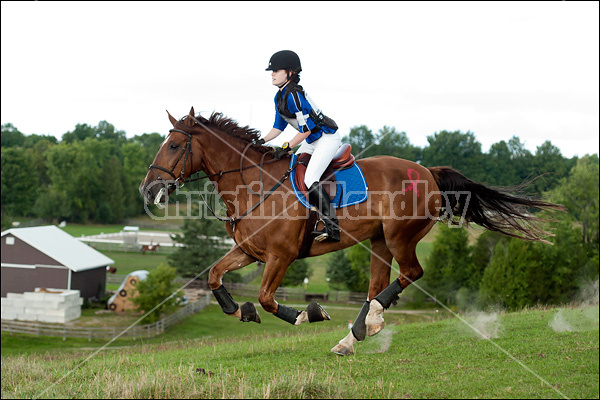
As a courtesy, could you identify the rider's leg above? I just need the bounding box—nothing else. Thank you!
[304,133,342,242]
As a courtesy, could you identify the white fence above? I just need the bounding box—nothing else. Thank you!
[0,293,211,341]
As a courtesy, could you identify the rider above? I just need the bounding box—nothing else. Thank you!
[260,50,341,242]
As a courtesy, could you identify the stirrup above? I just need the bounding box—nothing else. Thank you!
[311,212,339,242]
[311,211,329,241]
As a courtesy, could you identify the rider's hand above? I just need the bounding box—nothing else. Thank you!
[272,141,290,160]
[255,138,266,145]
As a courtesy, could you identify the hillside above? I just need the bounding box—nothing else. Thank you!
[1,304,597,399]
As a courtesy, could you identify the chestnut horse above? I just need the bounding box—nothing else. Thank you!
[139,107,564,355]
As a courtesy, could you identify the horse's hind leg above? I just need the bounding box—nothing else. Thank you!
[365,221,433,336]
[331,236,392,356]
[208,246,259,322]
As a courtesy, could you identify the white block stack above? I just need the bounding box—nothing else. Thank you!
[1,288,83,323]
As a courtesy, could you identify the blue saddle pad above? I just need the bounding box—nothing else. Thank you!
[289,154,368,209]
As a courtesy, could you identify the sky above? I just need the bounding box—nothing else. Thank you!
[1,1,598,159]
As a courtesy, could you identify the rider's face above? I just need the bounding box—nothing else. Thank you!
[271,69,289,87]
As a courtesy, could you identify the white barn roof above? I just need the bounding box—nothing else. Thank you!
[1,225,114,272]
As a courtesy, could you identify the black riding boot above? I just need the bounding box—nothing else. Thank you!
[307,182,340,242]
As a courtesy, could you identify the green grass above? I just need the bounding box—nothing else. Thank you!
[1,305,597,399]
[102,251,169,277]
[60,223,127,238]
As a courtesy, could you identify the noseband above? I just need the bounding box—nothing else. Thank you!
[148,128,193,191]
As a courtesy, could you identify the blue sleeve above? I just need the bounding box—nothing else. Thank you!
[287,91,317,132]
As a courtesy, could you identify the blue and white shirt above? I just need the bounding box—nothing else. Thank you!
[273,84,337,144]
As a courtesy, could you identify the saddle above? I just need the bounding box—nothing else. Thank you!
[293,143,355,199]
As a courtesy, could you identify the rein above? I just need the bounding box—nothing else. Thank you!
[149,127,297,231]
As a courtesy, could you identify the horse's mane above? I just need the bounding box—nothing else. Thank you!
[194,112,272,154]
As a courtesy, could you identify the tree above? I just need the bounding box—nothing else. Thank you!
[168,204,231,279]
[326,243,371,292]
[506,136,535,183]
[1,123,25,148]
[375,126,420,161]
[130,264,182,323]
[421,130,485,181]
[485,140,520,186]
[326,249,351,290]
[122,141,152,217]
[530,141,568,194]
[346,242,371,292]
[422,224,473,305]
[342,125,376,159]
[96,156,126,223]
[548,155,599,247]
[1,147,38,216]
[61,123,96,143]
[281,258,312,287]
[23,134,58,148]
[478,238,547,310]
[131,132,165,164]
[95,120,127,143]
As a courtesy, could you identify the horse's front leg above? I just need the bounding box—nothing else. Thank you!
[258,255,330,325]
[332,236,392,356]
[208,245,260,322]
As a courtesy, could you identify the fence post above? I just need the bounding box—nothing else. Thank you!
[89,329,92,342]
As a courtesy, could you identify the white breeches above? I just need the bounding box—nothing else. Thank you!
[296,132,342,188]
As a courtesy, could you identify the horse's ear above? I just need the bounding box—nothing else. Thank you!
[167,110,177,127]
[183,107,196,127]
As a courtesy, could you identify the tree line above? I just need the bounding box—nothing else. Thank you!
[1,121,164,227]
[1,120,582,226]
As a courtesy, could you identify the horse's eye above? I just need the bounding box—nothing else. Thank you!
[169,143,180,150]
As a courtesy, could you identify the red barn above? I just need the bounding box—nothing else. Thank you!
[1,225,114,300]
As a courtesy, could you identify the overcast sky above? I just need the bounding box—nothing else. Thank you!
[2,1,598,159]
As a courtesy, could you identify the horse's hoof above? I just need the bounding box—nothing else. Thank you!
[307,302,330,323]
[366,322,384,337]
[331,343,354,356]
[240,302,261,323]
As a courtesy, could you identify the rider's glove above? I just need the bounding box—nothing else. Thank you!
[272,142,290,160]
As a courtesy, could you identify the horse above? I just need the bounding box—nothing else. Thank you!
[141,243,160,254]
[139,107,565,355]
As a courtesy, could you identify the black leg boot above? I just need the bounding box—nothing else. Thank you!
[307,182,340,242]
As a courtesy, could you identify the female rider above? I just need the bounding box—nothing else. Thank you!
[260,50,341,242]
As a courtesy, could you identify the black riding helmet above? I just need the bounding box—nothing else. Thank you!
[265,50,302,73]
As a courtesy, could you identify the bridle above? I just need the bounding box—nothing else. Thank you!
[146,124,298,230]
[148,128,194,195]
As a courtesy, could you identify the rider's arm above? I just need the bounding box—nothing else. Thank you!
[262,128,283,142]
[288,130,311,148]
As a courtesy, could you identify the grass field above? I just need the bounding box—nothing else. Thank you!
[1,304,597,399]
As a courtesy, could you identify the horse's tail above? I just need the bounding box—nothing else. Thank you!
[428,166,566,244]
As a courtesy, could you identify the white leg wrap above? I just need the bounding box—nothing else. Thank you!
[365,300,385,336]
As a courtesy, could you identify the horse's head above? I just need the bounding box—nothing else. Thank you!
[139,106,204,205]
